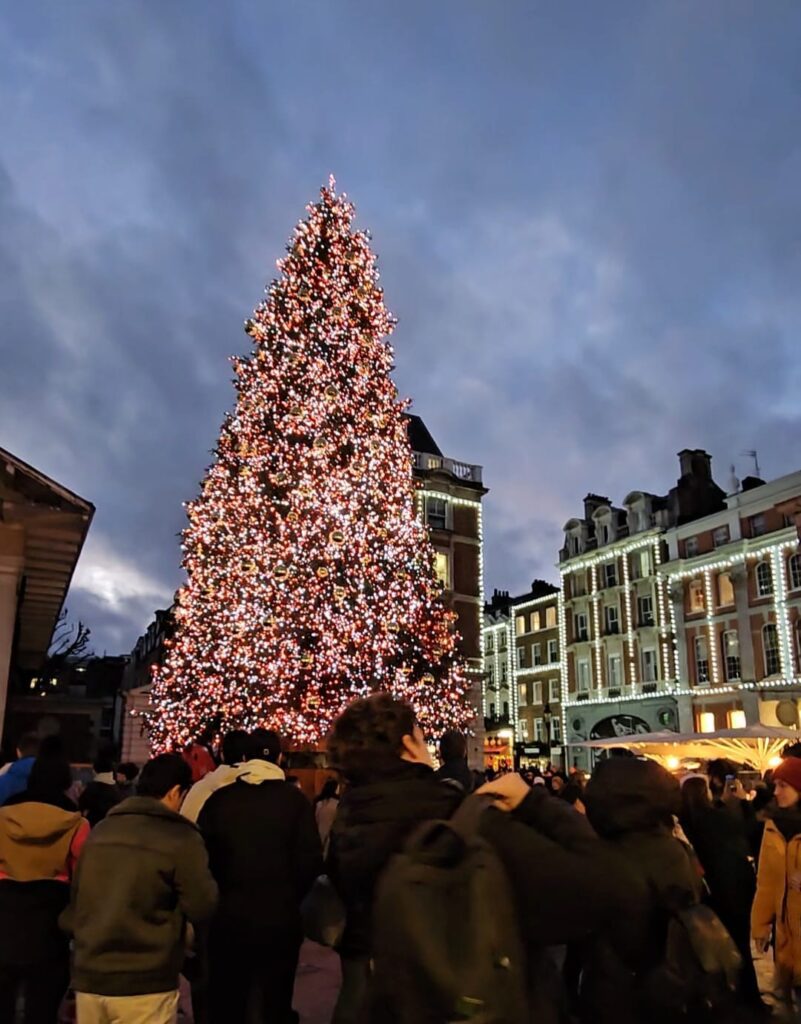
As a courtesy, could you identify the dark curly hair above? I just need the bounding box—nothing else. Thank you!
[328,693,416,783]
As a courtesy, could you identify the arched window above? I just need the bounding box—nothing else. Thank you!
[694,636,709,685]
[756,561,773,598]
[763,623,780,677]
[717,572,735,607]
[689,580,705,613]
[789,554,801,592]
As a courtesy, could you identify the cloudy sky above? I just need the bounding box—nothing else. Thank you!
[2,2,800,654]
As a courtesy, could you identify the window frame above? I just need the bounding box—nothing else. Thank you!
[722,630,741,682]
[547,638,559,663]
[549,678,561,703]
[638,593,654,627]
[713,525,731,548]
[641,648,658,683]
[695,635,710,686]
[577,658,591,693]
[575,612,589,642]
[425,496,449,531]
[689,580,706,613]
[532,643,542,666]
[751,513,767,538]
[607,653,623,689]
[603,562,618,588]
[604,604,620,635]
[433,549,451,589]
[789,554,801,592]
[516,647,526,670]
[756,561,773,598]
[685,536,700,558]
[717,571,735,607]
[545,606,557,629]
[763,623,781,677]
[532,681,543,704]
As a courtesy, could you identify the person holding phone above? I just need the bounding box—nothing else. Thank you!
[752,756,801,1008]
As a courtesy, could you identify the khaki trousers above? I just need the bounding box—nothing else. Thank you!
[76,989,179,1024]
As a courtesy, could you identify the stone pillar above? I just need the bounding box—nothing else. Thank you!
[0,547,23,741]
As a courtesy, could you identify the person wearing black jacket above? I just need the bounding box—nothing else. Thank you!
[680,776,763,1010]
[580,757,704,1024]
[198,730,322,1024]
[78,748,123,827]
[434,730,474,793]
[327,693,628,1024]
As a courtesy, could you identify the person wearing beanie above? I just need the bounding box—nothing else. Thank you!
[752,755,801,1007]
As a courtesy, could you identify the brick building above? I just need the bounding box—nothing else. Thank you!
[560,450,726,769]
[662,467,801,732]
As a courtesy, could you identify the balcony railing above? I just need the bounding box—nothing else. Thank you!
[414,452,483,483]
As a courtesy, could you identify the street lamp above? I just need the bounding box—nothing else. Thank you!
[543,702,553,769]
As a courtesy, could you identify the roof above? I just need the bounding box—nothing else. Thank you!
[405,415,443,457]
[0,447,94,669]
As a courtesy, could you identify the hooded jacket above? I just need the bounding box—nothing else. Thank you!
[0,795,88,965]
[63,796,218,997]
[752,805,801,986]
[0,757,35,807]
[198,759,322,943]
[181,762,245,824]
[581,758,703,1024]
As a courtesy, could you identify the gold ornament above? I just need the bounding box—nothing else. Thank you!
[244,318,261,338]
[316,566,330,579]
[313,437,327,450]
[331,306,345,321]
[357,284,371,299]
[387,621,400,633]
[421,673,435,685]
[298,285,311,302]
[273,563,289,581]
[300,652,313,667]
[333,586,346,600]
[324,385,338,400]
[329,529,345,545]
[289,405,303,418]
[272,471,289,487]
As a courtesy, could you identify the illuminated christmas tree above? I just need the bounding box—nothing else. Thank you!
[148,180,472,750]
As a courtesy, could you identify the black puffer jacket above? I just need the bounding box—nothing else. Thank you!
[581,758,703,1024]
[329,761,628,1024]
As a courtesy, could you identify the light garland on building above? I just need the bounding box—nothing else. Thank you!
[622,547,636,686]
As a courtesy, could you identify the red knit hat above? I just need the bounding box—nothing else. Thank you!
[773,756,801,793]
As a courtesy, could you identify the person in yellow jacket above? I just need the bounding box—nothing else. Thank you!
[752,755,801,1004]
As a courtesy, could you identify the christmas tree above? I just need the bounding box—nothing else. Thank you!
[148,180,473,750]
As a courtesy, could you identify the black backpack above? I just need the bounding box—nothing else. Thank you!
[640,894,743,1020]
[370,794,529,1024]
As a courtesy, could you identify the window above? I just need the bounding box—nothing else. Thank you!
[604,605,620,634]
[489,702,496,719]
[608,654,623,688]
[718,572,735,607]
[750,514,767,538]
[573,572,587,597]
[499,631,507,651]
[531,610,541,631]
[796,621,801,673]
[603,563,617,588]
[426,496,448,530]
[551,717,562,744]
[685,536,700,558]
[789,554,801,592]
[532,681,543,704]
[689,580,705,613]
[641,649,657,683]
[434,551,450,588]
[574,612,588,642]
[486,665,494,688]
[548,639,559,663]
[638,594,654,627]
[485,633,494,654]
[695,636,710,685]
[722,631,741,681]
[518,719,529,740]
[502,701,509,719]
[577,659,591,693]
[534,718,545,742]
[516,615,526,636]
[501,663,508,683]
[713,525,730,548]
[549,678,561,702]
[763,624,780,676]
[518,683,528,706]
[532,643,542,666]
[517,647,526,669]
[637,549,652,578]
[756,562,773,597]
[545,606,557,628]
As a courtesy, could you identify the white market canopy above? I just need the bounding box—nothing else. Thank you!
[579,725,801,774]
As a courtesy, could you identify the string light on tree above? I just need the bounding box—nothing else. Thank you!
[147,179,472,749]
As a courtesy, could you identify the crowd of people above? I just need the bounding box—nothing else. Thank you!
[2,701,801,1023]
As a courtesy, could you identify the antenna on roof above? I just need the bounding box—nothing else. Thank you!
[741,450,761,479]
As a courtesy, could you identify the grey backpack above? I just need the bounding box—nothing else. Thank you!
[370,795,529,1023]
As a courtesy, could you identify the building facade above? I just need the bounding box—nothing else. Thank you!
[0,447,93,750]
[409,415,487,767]
[560,450,726,769]
[662,468,801,733]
